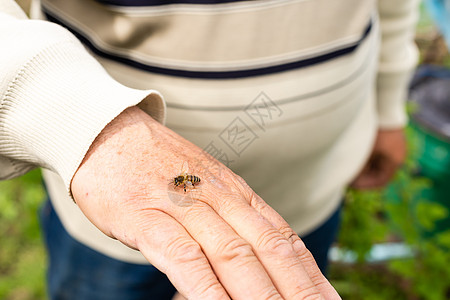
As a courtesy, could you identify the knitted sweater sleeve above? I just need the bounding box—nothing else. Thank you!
[0,0,165,190]
[376,0,420,129]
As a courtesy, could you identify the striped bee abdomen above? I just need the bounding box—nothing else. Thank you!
[188,175,201,184]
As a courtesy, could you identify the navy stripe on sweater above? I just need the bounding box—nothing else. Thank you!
[44,10,372,79]
[96,0,249,6]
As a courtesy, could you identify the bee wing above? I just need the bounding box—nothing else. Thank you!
[180,161,190,175]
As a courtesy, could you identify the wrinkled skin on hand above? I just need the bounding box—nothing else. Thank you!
[71,106,341,300]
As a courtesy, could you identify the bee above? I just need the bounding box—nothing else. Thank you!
[173,173,201,192]
[170,161,201,193]
[168,162,202,207]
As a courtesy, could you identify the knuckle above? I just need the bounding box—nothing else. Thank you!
[256,228,295,258]
[256,286,283,300]
[279,224,296,238]
[164,237,204,265]
[190,278,226,300]
[232,174,255,196]
[215,237,255,263]
[291,289,324,300]
[293,239,312,260]
[248,193,266,210]
[308,271,327,284]
[233,174,247,186]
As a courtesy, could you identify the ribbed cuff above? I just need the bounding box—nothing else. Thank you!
[0,40,165,191]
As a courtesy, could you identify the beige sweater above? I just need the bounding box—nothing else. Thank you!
[0,0,418,263]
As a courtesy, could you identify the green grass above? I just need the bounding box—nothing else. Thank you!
[0,169,47,300]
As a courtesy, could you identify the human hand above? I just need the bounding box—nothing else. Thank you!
[71,106,340,299]
[351,129,406,189]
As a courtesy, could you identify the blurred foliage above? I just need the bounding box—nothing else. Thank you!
[386,126,450,300]
[330,4,450,299]
[0,169,46,300]
[330,124,450,300]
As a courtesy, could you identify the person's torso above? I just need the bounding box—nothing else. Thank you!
[41,0,380,250]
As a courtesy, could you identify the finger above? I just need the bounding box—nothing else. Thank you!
[171,201,283,300]
[250,194,342,300]
[135,209,230,300]
[199,191,323,300]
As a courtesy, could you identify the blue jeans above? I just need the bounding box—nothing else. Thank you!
[40,199,341,300]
